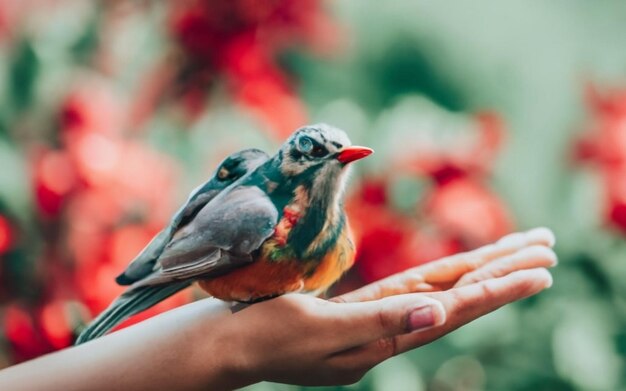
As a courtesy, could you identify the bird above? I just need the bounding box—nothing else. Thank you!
[75,124,373,344]
[75,148,268,344]
[115,148,269,286]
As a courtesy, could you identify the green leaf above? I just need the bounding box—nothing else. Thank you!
[71,13,101,63]
[9,39,39,111]
[0,113,7,141]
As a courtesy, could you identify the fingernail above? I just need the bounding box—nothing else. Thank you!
[407,305,435,332]
[526,227,556,247]
[543,270,554,288]
[518,246,558,266]
[497,232,525,249]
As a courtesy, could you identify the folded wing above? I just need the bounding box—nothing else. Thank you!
[132,185,279,287]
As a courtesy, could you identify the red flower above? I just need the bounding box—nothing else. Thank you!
[604,165,626,232]
[347,179,461,283]
[166,0,335,138]
[39,301,73,350]
[391,110,513,244]
[424,177,514,246]
[3,305,47,362]
[33,149,76,217]
[60,82,125,137]
[3,301,75,361]
[575,85,626,233]
[347,110,513,282]
[0,215,12,255]
[355,214,461,283]
[399,111,505,181]
[76,261,124,315]
[171,2,224,63]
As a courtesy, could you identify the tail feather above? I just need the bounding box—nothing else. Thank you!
[75,282,190,345]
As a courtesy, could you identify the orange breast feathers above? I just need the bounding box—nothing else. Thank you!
[197,260,304,302]
[302,222,356,292]
[198,221,356,302]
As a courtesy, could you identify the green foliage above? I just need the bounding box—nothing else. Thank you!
[8,40,39,112]
[70,13,101,63]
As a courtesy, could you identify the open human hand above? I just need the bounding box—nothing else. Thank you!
[335,227,556,302]
[209,228,556,387]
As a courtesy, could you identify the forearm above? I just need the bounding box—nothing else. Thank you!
[0,299,253,391]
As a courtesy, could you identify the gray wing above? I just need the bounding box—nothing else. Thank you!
[174,189,221,228]
[132,185,278,287]
[116,186,223,285]
[118,149,269,285]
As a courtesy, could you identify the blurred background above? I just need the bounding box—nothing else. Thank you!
[0,1,626,390]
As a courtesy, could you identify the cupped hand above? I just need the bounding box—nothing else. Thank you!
[335,227,556,302]
[210,228,556,387]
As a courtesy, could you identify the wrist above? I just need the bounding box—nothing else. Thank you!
[183,300,261,389]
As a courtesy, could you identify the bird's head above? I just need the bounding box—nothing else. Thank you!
[278,124,373,179]
[276,124,372,222]
[272,124,372,256]
[215,148,269,184]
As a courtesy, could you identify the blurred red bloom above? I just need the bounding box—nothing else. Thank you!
[3,305,47,362]
[170,0,333,63]
[575,85,626,233]
[33,149,76,217]
[0,215,12,255]
[424,177,513,246]
[27,77,186,333]
[60,83,125,137]
[400,111,505,181]
[39,301,73,350]
[3,300,76,362]
[347,179,461,283]
[76,262,124,315]
[166,0,336,138]
[347,112,513,282]
[406,112,513,245]
[224,32,307,139]
[354,213,461,283]
[0,1,28,42]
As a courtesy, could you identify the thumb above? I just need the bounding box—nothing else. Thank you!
[330,295,447,349]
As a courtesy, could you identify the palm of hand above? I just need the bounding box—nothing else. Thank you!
[220,228,556,386]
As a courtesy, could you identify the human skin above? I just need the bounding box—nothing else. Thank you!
[0,228,556,390]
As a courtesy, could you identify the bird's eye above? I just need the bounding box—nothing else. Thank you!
[298,137,313,152]
[217,167,230,180]
[311,145,328,157]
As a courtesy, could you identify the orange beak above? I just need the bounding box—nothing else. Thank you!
[336,146,374,164]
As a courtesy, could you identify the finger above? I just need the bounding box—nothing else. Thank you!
[418,227,555,284]
[454,245,557,287]
[327,295,446,350]
[333,227,555,303]
[330,268,551,369]
[331,271,434,304]
[394,268,552,354]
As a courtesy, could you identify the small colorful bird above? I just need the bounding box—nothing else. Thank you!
[76,124,373,344]
[75,148,268,343]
